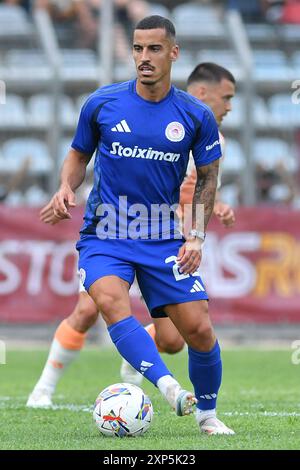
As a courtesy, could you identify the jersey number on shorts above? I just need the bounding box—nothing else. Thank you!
[165,255,202,283]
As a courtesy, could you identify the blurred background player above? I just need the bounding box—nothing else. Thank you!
[181,62,236,229]
[27,61,236,409]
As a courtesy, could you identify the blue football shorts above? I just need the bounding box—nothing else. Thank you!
[76,235,209,318]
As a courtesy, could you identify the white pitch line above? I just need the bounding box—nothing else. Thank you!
[0,398,299,417]
[0,402,93,412]
[222,411,300,417]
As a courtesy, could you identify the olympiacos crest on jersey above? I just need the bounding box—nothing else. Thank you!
[165,122,185,142]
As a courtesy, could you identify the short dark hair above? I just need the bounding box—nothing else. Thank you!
[187,62,235,87]
[134,15,176,40]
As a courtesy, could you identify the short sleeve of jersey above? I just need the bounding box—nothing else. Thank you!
[192,107,222,168]
[71,95,100,155]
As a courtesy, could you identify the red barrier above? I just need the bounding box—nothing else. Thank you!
[203,207,300,324]
[0,205,299,324]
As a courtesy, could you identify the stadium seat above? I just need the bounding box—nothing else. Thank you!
[223,94,269,129]
[171,50,195,82]
[291,51,300,76]
[254,138,297,171]
[269,93,300,127]
[172,3,225,39]
[253,50,293,81]
[219,184,240,207]
[0,4,32,39]
[221,139,245,173]
[2,138,53,174]
[76,93,90,112]
[59,139,72,166]
[220,93,242,129]
[114,62,136,82]
[4,190,25,206]
[3,50,51,81]
[0,94,27,127]
[149,3,170,17]
[24,186,49,206]
[269,183,293,203]
[279,24,300,43]
[28,94,77,128]
[245,23,277,43]
[291,51,300,66]
[61,49,99,81]
[59,138,95,169]
[196,50,243,82]
[197,50,239,65]
[253,50,287,66]
[172,3,221,22]
[0,148,6,172]
[253,96,270,127]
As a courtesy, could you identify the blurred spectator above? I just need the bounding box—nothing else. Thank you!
[0,0,31,12]
[262,0,300,24]
[256,162,298,205]
[280,0,300,23]
[115,0,149,39]
[34,0,149,54]
[35,0,98,47]
[225,0,264,22]
[0,157,31,203]
[88,0,149,61]
[113,0,149,62]
[261,0,285,23]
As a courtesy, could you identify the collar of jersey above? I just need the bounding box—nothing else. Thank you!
[130,79,174,106]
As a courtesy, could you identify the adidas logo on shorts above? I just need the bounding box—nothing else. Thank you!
[190,279,205,293]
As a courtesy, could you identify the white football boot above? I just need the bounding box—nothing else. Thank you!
[120,361,196,416]
[120,359,144,386]
[26,388,53,408]
[175,389,197,416]
[164,383,196,416]
[196,410,235,435]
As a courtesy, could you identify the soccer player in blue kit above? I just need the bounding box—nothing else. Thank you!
[51,15,234,435]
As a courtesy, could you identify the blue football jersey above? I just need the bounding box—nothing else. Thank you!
[72,80,221,239]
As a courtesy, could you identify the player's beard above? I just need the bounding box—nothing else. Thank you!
[137,66,159,86]
[140,78,157,86]
[138,72,163,87]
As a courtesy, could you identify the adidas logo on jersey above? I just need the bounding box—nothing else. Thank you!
[190,279,205,293]
[139,360,154,375]
[110,142,181,163]
[111,120,131,133]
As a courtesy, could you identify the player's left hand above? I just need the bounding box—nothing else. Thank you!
[39,199,61,225]
[52,185,76,220]
[177,238,203,275]
[214,201,235,228]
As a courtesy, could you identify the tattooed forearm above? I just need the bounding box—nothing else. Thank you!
[192,159,220,231]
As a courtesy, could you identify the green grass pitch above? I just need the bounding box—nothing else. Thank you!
[0,348,299,450]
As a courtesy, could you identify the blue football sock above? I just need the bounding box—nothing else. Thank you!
[108,316,172,386]
[188,340,222,411]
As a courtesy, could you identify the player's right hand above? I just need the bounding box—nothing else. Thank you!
[39,199,59,225]
[52,185,76,220]
[177,237,203,275]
